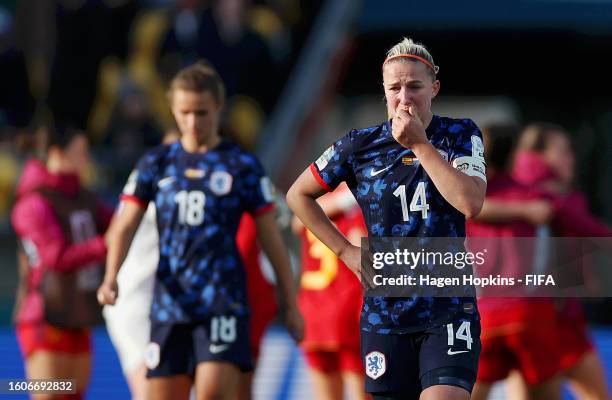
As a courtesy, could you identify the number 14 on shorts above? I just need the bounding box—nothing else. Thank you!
[447,321,473,354]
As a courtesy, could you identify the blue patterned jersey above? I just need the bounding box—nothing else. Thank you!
[122,140,275,323]
[310,115,487,334]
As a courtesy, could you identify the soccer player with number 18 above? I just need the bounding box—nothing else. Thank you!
[97,61,303,400]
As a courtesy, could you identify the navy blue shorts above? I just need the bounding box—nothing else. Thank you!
[361,311,481,399]
[145,316,253,377]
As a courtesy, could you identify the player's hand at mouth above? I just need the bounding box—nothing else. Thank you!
[391,104,428,149]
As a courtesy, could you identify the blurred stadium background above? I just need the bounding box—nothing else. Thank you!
[0,0,611,398]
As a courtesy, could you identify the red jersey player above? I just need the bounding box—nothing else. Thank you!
[512,122,611,400]
[293,183,367,400]
[236,191,296,400]
[236,211,279,400]
[467,124,564,400]
[13,126,111,400]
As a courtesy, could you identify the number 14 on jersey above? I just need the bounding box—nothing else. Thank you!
[393,182,429,222]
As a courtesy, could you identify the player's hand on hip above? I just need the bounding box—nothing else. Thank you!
[97,279,118,305]
[339,244,361,275]
[339,244,375,287]
[285,306,305,343]
[391,105,427,148]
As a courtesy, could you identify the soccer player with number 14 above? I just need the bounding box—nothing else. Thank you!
[288,38,487,400]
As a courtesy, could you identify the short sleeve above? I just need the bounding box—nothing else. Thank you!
[449,119,487,182]
[120,151,159,208]
[240,155,275,216]
[309,130,355,192]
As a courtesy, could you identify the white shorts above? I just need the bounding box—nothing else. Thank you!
[103,203,157,375]
[104,293,152,376]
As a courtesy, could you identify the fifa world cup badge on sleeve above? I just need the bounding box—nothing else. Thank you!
[471,135,485,161]
[123,170,139,195]
[365,351,387,380]
[260,176,276,202]
[315,145,335,170]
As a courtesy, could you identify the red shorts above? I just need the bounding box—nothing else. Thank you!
[16,323,91,358]
[556,309,594,371]
[303,347,363,374]
[477,322,563,385]
[249,306,277,361]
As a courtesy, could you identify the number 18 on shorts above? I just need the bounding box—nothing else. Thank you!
[146,316,253,377]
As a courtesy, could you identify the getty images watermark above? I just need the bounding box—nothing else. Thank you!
[360,237,612,298]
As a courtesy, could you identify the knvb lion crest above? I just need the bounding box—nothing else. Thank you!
[365,351,386,380]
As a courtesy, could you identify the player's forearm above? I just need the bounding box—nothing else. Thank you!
[316,185,356,219]
[255,218,298,309]
[475,200,530,222]
[286,188,352,258]
[103,223,138,283]
[412,142,485,218]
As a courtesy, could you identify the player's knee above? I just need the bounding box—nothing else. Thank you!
[526,384,561,400]
[470,381,492,400]
[31,394,83,400]
[419,384,470,400]
[196,374,240,400]
[197,385,233,400]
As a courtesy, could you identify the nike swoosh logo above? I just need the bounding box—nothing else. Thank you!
[370,165,392,177]
[209,344,230,354]
[158,176,176,188]
[447,349,469,356]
